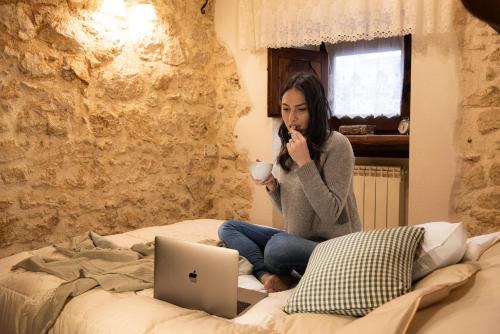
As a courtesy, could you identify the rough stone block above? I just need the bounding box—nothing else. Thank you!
[465,86,500,107]
[476,187,500,210]
[488,47,500,62]
[16,109,47,135]
[47,115,69,137]
[100,71,144,100]
[0,198,14,210]
[477,108,500,134]
[463,165,487,190]
[152,71,173,90]
[468,209,500,234]
[138,35,164,61]
[0,4,37,41]
[0,167,27,184]
[0,117,9,133]
[18,52,55,78]
[65,169,87,189]
[0,140,25,162]
[121,110,155,141]
[88,110,121,137]
[0,80,19,99]
[162,37,185,66]
[37,17,85,53]
[490,162,500,185]
[67,56,90,83]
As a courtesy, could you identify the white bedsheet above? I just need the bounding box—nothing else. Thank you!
[0,219,288,334]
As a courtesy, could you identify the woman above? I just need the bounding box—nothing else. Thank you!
[218,72,361,292]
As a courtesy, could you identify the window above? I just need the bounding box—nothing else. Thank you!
[327,35,411,133]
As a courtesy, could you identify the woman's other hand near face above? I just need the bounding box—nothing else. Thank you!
[286,128,311,167]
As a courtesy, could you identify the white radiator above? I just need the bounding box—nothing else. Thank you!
[353,165,406,230]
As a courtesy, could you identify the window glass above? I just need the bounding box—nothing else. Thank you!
[326,37,404,119]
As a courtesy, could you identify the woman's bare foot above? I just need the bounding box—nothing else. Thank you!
[259,273,293,293]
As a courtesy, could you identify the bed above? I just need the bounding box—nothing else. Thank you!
[1,219,499,334]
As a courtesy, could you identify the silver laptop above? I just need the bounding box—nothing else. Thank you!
[153,236,267,318]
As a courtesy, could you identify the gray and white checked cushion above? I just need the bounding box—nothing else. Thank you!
[284,226,425,317]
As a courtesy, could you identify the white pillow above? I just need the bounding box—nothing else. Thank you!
[463,231,500,261]
[412,222,467,281]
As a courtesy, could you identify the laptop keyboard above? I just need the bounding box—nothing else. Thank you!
[237,300,252,315]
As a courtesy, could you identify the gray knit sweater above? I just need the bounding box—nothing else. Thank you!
[268,131,361,240]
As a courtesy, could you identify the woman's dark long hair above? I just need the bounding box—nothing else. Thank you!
[277,72,332,172]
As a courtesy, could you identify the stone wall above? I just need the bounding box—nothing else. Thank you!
[454,16,500,235]
[0,0,253,258]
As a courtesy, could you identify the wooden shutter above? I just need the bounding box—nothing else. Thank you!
[267,47,328,117]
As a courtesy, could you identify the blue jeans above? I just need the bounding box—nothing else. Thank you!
[218,220,318,279]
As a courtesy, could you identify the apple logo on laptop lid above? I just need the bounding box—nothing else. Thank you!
[188,270,198,283]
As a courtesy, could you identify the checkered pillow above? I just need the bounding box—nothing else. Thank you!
[284,226,425,317]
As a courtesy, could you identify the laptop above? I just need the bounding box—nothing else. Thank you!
[153,236,268,319]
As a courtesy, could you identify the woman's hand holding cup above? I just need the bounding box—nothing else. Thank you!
[250,161,276,191]
[253,174,277,192]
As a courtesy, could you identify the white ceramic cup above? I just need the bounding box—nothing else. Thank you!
[250,162,273,180]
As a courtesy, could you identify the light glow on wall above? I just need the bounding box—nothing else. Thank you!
[91,0,158,42]
[99,0,127,17]
[127,4,157,41]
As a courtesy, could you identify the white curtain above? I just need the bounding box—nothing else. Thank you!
[326,37,404,118]
[238,0,457,51]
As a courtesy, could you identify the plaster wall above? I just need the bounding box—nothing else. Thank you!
[215,1,500,234]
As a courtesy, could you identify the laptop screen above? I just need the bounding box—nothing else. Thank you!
[153,236,239,318]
